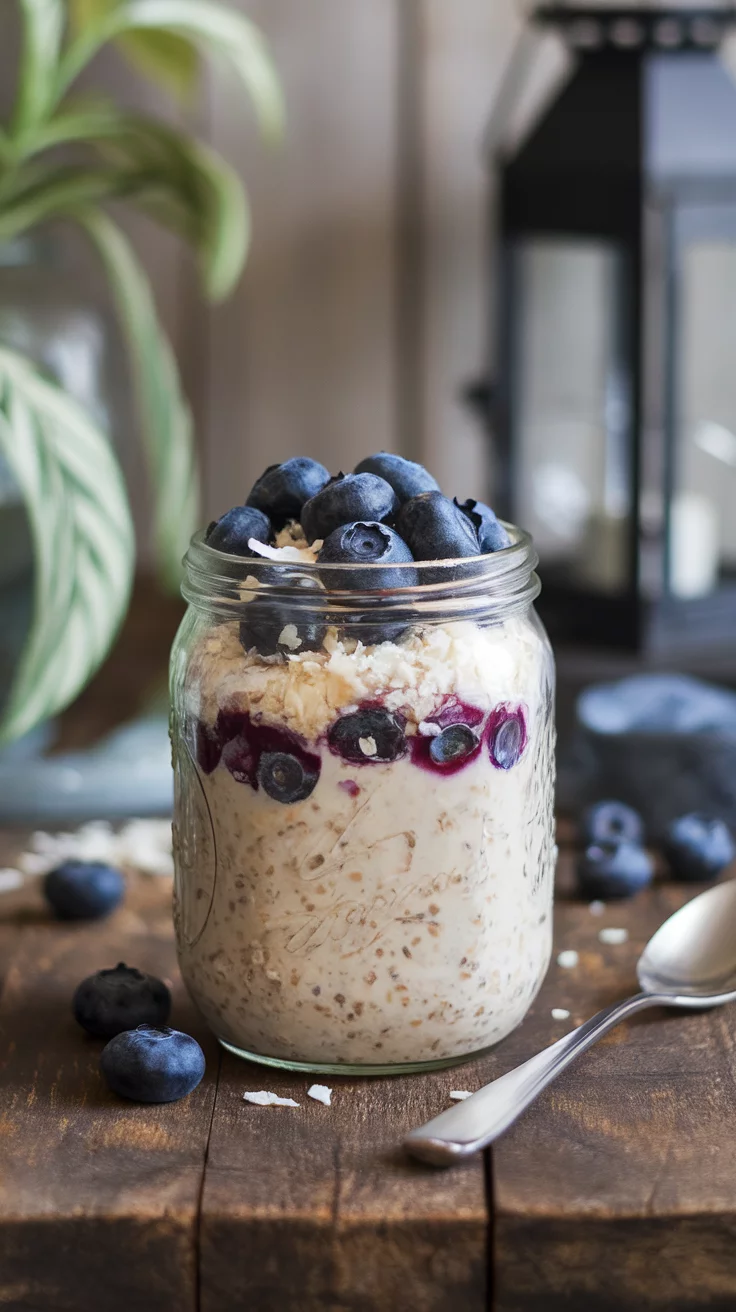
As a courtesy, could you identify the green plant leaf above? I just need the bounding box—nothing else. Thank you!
[0,165,150,243]
[13,0,67,137]
[76,208,198,591]
[70,0,199,100]
[58,0,285,138]
[26,110,249,300]
[0,344,134,743]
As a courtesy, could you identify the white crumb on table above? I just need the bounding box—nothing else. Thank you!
[588,900,606,916]
[551,1008,571,1021]
[449,1090,473,1101]
[17,818,174,878]
[243,1091,300,1107]
[599,927,629,945]
[557,949,579,969]
[307,1084,332,1106]
[0,868,23,893]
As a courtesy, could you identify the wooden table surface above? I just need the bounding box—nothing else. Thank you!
[1,835,735,1312]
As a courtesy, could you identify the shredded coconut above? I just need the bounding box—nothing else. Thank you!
[551,1007,571,1021]
[449,1090,473,1101]
[358,736,378,757]
[242,1091,300,1107]
[0,868,23,893]
[599,927,629,945]
[190,612,544,742]
[557,949,579,969]
[307,1084,332,1106]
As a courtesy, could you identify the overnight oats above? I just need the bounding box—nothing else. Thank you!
[170,455,556,1073]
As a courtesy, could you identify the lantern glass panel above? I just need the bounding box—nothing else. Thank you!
[511,237,632,592]
[673,217,736,599]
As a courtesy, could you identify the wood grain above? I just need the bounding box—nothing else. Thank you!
[200,1054,487,1312]
[0,870,219,1312]
[492,869,736,1312]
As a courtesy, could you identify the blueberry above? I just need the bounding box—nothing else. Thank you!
[394,492,479,561]
[205,505,272,556]
[576,841,654,899]
[487,706,527,770]
[73,963,171,1039]
[429,724,480,766]
[257,750,319,803]
[581,800,644,847]
[318,521,417,590]
[246,457,330,528]
[100,1025,205,1103]
[301,473,398,544]
[44,860,125,921]
[239,602,326,658]
[354,453,439,502]
[454,498,511,553]
[215,709,322,797]
[663,813,735,882]
[328,706,406,764]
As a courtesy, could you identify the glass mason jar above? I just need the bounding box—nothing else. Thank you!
[170,528,556,1075]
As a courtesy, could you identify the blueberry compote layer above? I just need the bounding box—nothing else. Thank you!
[174,615,555,1067]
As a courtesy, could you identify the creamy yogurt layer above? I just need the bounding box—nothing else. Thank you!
[173,614,555,1067]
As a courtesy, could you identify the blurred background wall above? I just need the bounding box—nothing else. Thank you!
[32,0,522,540]
[192,0,523,519]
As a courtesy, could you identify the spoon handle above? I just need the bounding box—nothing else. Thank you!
[405,992,663,1166]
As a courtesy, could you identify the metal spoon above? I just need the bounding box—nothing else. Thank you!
[405,879,736,1167]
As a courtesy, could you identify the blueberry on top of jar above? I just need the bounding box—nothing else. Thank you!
[354,452,440,502]
[318,521,417,590]
[301,472,399,544]
[454,498,511,553]
[394,491,480,561]
[206,505,272,557]
[246,457,330,528]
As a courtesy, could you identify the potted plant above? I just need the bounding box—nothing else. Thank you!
[0,0,283,744]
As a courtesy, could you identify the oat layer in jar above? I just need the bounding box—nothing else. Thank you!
[171,519,555,1075]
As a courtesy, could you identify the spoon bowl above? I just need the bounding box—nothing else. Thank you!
[406,878,736,1166]
[637,878,736,1000]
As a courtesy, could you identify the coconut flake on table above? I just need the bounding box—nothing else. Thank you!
[589,900,606,916]
[307,1084,332,1106]
[551,1008,571,1021]
[557,949,579,969]
[243,1091,300,1107]
[0,868,23,893]
[599,927,629,945]
[449,1090,473,1101]
[17,818,173,878]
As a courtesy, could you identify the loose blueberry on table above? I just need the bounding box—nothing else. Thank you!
[100,1026,206,1103]
[664,813,735,882]
[73,963,171,1038]
[582,799,645,847]
[576,841,654,900]
[44,860,125,921]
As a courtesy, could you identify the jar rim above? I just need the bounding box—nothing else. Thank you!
[182,522,541,624]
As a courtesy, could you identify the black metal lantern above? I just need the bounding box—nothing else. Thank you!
[487,5,736,655]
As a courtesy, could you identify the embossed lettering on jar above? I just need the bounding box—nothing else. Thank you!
[170,531,556,1074]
